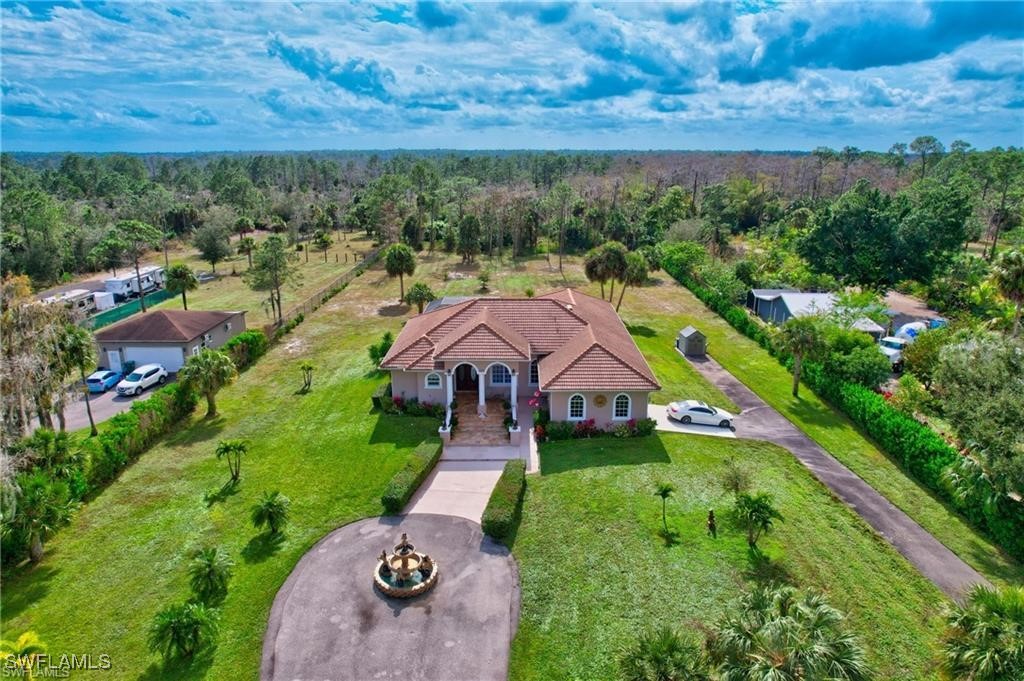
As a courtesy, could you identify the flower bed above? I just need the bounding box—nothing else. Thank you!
[536,415,656,443]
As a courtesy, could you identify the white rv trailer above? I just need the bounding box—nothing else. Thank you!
[104,273,137,302]
[62,289,97,315]
[138,265,165,287]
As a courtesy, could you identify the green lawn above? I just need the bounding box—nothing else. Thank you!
[148,232,377,323]
[654,275,1024,586]
[509,435,945,681]
[8,250,1015,680]
[3,259,436,679]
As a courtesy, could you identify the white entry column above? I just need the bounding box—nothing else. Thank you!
[444,370,454,428]
[510,370,518,422]
[477,366,486,417]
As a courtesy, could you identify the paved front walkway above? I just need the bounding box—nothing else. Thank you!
[261,514,519,681]
[405,461,507,520]
[682,351,987,600]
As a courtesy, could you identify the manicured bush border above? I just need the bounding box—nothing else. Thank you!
[661,263,1024,560]
[380,441,443,514]
[481,459,526,544]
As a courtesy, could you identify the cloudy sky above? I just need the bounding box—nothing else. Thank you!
[1,1,1022,152]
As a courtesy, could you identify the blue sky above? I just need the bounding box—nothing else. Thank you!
[1,1,1022,152]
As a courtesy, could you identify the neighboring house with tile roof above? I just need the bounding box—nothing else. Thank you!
[380,288,660,433]
[94,309,246,372]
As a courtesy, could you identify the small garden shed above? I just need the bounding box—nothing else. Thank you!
[676,325,706,357]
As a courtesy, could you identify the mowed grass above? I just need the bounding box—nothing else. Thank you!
[649,273,1024,586]
[509,435,945,681]
[149,231,377,321]
[3,258,436,679]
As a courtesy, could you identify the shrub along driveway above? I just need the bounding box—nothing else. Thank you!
[684,352,986,599]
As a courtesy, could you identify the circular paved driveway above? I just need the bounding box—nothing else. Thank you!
[261,514,519,681]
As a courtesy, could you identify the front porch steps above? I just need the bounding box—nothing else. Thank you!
[452,394,511,446]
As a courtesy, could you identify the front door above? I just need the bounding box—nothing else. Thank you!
[107,350,122,372]
[455,364,476,391]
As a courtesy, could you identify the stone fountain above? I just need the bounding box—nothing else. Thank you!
[373,533,439,598]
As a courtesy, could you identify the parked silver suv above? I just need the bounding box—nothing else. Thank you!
[115,364,168,396]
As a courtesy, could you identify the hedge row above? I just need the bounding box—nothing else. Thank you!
[481,459,526,544]
[79,383,198,489]
[380,441,443,514]
[222,329,269,370]
[662,262,1024,560]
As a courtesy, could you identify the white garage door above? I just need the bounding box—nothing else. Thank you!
[124,346,187,372]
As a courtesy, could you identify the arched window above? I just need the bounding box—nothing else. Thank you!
[613,393,631,420]
[490,364,511,385]
[568,393,585,421]
[424,372,442,389]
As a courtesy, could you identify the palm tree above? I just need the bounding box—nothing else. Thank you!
[584,247,610,299]
[992,249,1024,337]
[188,546,234,604]
[0,631,47,679]
[619,626,711,681]
[11,470,74,562]
[214,439,247,483]
[313,230,333,262]
[616,251,650,312]
[777,316,823,397]
[384,243,416,301]
[237,237,256,269]
[940,584,1024,681]
[251,490,290,535]
[165,263,199,311]
[734,492,783,547]
[655,482,674,535]
[403,282,437,313]
[299,361,314,392]
[707,584,872,680]
[178,350,237,418]
[148,602,220,660]
[59,324,98,436]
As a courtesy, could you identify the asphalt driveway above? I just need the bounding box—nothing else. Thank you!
[33,377,175,433]
[681,351,987,600]
[261,514,519,681]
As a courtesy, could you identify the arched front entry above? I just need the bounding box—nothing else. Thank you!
[453,362,478,391]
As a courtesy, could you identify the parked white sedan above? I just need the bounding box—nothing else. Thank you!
[115,363,168,396]
[666,400,737,429]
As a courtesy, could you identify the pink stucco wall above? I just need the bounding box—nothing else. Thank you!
[547,390,650,429]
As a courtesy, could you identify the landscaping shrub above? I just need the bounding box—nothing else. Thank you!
[545,421,575,441]
[661,265,1024,560]
[273,313,304,340]
[380,441,442,514]
[481,459,526,544]
[222,329,269,370]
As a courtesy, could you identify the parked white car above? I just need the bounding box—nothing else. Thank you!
[666,400,736,428]
[115,364,168,396]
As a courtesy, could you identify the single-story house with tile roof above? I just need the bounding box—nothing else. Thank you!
[95,309,246,373]
[379,288,660,431]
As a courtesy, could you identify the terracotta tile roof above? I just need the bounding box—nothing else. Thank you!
[379,288,659,392]
[434,308,530,360]
[94,310,240,343]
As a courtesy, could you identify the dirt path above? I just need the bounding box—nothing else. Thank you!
[683,352,987,600]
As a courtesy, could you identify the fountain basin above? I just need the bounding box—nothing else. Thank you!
[373,533,439,598]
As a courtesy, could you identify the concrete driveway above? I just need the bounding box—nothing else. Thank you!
[261,514,519,681]
[648,404,736,439]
